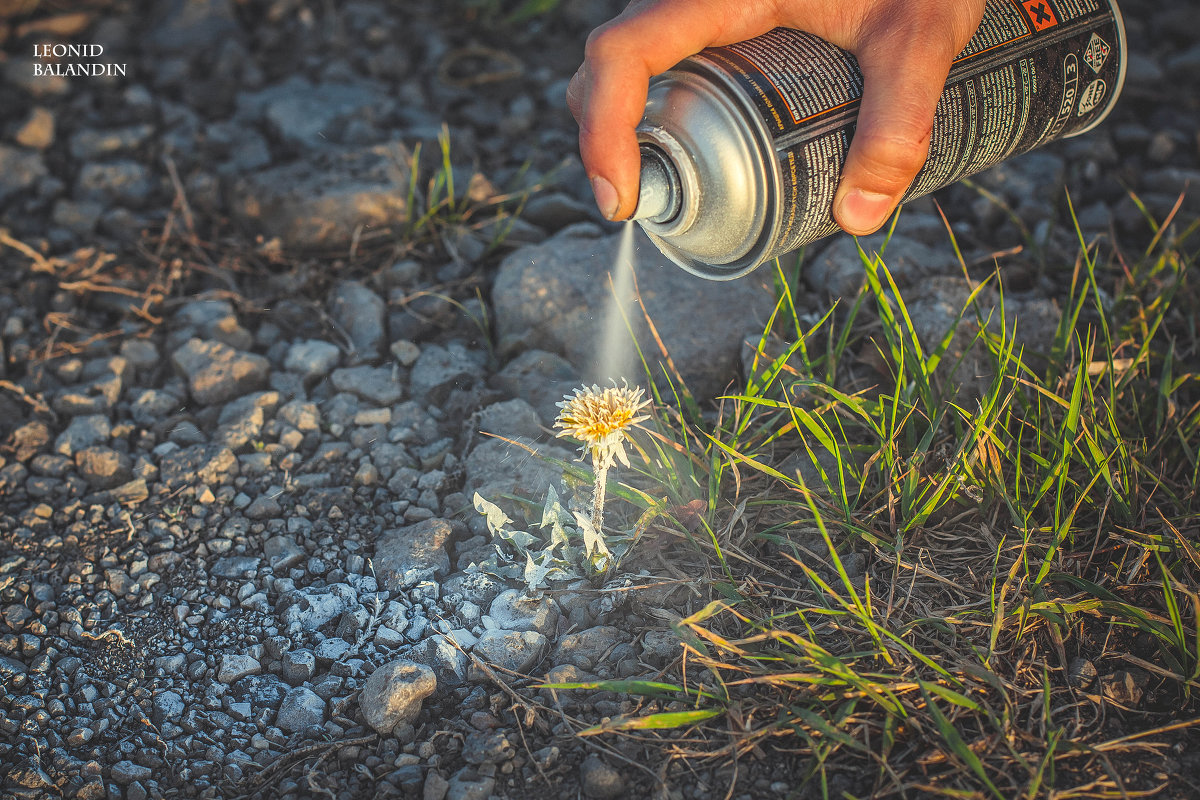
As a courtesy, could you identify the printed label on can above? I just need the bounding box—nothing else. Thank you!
[689,0,1123,262]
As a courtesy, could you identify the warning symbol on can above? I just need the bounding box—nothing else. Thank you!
[1084,33,1111,73]
[1021,0,1059,32]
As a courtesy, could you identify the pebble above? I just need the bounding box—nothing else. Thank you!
[171,338,271,406]
[276,687,327,733]
[329,280,387,359]
[373,518,456,590]
[579,755,625,798]
[360,659,437,734]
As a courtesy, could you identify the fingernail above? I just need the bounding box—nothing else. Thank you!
[591,175,619,220]
[837,189,894,235]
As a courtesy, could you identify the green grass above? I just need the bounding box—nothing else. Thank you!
[548,198,1200,798]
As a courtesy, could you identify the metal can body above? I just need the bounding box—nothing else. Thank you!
[635,0,1127,279]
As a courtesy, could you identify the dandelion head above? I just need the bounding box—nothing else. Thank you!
[554,382,650,469]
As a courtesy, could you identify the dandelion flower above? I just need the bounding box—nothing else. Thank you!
[554,382,650,535]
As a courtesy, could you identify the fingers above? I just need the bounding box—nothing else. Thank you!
[570,0,783,220]
[833,2,985,235]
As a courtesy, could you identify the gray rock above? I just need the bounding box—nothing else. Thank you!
[461,730,516,765]
[229,144,411,251]
[69,125,157,161]
[492,226,775,398]
[552,626,627,671]
[54,415,111,457]
[158,444,239,487]
[76,161,155,207]
[264,535,305,571]
[172,338,270,406]
[0,145,48,204]
[281,584,356,631]
[147,0,241,53]
[151,690,185,724]
[51,199,104,236]
[284,339,341,381]
[374,518,456,590]
[237,76,390,151]
[471,629,547,675]
[74,447,133,489]
[640,629,680,661]
[174,299,253,350]
[276,686,326,732]
[330,365,404,406]
[409,343,482,405]
[360,659,437,734]
[217,654,261,684]
[277,399,321,432]
[314,637,351,661]
[410,635,469,683]
[579,755,625,799]
[445,767,495,800]
[1068,658,1098,690]
[329,281,386,359]
[488,590,559,636]
[282,650,316,684]
[474,398,544,438]
[211,555,260,578]
[0,655,27,679]
[441,572,506,609]
[463,436,573,519]
[129,388,182,425]
[111,761,152,785]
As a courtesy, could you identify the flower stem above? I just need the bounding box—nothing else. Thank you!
[591,462,609,533]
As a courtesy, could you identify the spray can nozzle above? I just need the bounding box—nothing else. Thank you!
[632,145,682,224]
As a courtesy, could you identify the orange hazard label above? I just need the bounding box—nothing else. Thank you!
[1020,0,1059,31]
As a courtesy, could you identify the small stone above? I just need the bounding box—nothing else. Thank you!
[284,339,341,380]
[218,654,262,684]
[330,365,404,406]
[470,629,547,675]
[1099,668,1149,707]
[15,107,55,149]
[373,518,456,590]
[282,650,316,684]
[314,637,351,661]
[264,535,305,571]
[0,144,47,203]
[211,555,261,579]
[360,659,437,734]
[1068,658,1098,690]
[579,755,624,798]
[552,626,628,671]
[409,342,481,405]
[111,760,152,785]
[158,443,239,488]
[461,730,515,765]
[53,415,110,457]
[445,767,495,800]
[424,771,450,800]
[76,160,155,206]
[74,446,133,489]
[329,280,386,358]
[171,338,270,406]
[488,589,560,636]
[277,686,326,732]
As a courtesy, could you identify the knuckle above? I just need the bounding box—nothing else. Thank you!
[852,129,932,185]
[583,24,631,63]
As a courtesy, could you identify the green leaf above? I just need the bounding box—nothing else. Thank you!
[579,709,721,734]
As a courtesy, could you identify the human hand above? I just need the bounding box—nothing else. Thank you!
[566,0,986,234]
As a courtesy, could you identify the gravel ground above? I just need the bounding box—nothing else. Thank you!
[1,1,1198,799]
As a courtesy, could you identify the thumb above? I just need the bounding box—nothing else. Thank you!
[832,20,969,235]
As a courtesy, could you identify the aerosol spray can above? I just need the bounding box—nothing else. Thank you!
[632,0,1126,279]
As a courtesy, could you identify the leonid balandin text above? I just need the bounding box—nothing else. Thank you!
[32,44,126,77]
